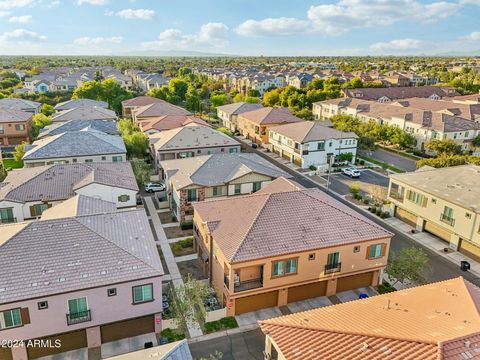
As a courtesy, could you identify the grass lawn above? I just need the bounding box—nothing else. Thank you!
[377,145,422,161]
[358,156,405,173]
[170,237,194,257]
[204,316,238,334]
[160,328,186,342]
[3,158,23,170]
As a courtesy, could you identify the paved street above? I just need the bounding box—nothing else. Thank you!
[359,148,417,172]
[240,140,480,287]
[189,329,265,360]
[323,169,389,196]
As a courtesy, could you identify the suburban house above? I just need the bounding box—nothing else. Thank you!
[287,73,314,89]
[0,98,41,114]
[0,161,138,222]
[268,121,358,169]
[216,102,263,132]
[0,203,163,360]
[149,125,241,172]
[259,277,480,360]
[160,153,290,223]
[193,178,392,315]
[236,107,303,145]
[132,101,191,124]
[22,129,127,167]
[54,99,108,111]
[344,86,459,103]
[0,108,33,146]
[51,106,117,123]
[388,165,480,261]
[121,96,168,118]
[138,115,209,135]
[38,119,118,139]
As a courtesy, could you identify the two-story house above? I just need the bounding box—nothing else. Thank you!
[237,107,303,145]
[216,102,263,132]
[0,98,41,114]
[160,153,290,224]
[22,129,127,167]
[0,108,33,146]
[132,101,191,124]
[388,165,480,261]
[268,121,358,170]
[121,96,167,118]
[149,125,241,172]
[0,202,163,360]
[0,162,138,222]
[193,178,392,316]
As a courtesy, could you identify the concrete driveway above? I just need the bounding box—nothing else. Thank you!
[323,169,389,196]
[359,148,417,172]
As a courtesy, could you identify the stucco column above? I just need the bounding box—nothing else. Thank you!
[415,217,425,232]
[449,234,460,251]
[86,326,101,360]
[277,288,288,307]
[154,312,162,335]
[326,278,337,296]
[371,270,380,287]
[11,345,28,360]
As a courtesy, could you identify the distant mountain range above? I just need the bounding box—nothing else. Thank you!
[114,50,237,57]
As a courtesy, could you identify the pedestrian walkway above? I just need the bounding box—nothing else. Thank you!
[175,253,198,263]
[385,217,480,278]
[144,196,203,338]
[162,222,180,228]
[168,235,192,244]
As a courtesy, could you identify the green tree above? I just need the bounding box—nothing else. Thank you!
[123,132,148,159]
[244,96,261,104]
[41,103,54,116]
[130,159,151,187]
[386,247,429,287]
[210,93,228,108]
[246,88,260,97]
[169,78,189,100]
[31,113,52,138]
[263,89,281,107]
[13,142,26,162]
[425,139,462,155]
[72,79,131,113]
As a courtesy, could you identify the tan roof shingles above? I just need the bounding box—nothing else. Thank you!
[239,107,303,125]
[260,277,480,360]
[270,121,358,143]
[194,188,392,263]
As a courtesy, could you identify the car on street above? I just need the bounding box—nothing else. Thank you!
[144,182,166,193]
[343,167,361,178]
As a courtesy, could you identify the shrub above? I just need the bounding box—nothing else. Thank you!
[160,328,185,343]
[309,165,317,171]
[383,211,390,219]
[204,316,238,334]
[376,208,382,216]
[359,160,365,165]
[377,282,396,294]
[363,199,369,205]
[180,221,193,230]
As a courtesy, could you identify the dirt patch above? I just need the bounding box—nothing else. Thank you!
[177,259,207,280]
[164,226,193,239]
[170,237,194,257]
[159,211,176,224]
[157,245,169,275]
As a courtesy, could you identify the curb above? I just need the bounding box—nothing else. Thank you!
[187,324,258,344]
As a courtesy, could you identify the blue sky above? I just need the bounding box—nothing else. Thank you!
[0,0,479,55]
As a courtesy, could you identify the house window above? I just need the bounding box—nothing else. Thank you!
[466,212,472,219]
[101,156,106,161]
[229,148,238,154]
[213,186,222,197]
[30,203,51,218]
[68,297,88,319]
[85,159,93,163]
[0,208,15,223]
[326,252,340,267]
[0,309,22,329]
[353,245,360,253]
[367,244,384,259]
[0,126,4,134]
[118,195,130,202]
[317,142,325,151]
[107,288,117,297]
[252,182,262,193]
[272,258,298,277]
[132,284,153,304]
[37,301,48,310]
[431,198,436,204]
[406,190,427,207]
[112,156,122,162]
[308,253,315,261]
[441,206,455,226]
[186,189,197,202]
[234,184,241,194]
[15,124,25,131]
[72,158,77,163]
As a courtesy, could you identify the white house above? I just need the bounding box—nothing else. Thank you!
[269,121,358,170]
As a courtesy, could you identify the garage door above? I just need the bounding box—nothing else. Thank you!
[395,207,417,227]
[28,330,87,359]
[0,347,12,360]
[282,152,291,161]
[273,147,281,156]
[101,315,154,343]
[459,238,480,262]
[336,272,373,293]
[287,281,327,303]
[293,156,303,167]
[424,221,452,242]
[235,290,278,315]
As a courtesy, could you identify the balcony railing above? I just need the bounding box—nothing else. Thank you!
[234,278,263,293]
[325,263,341,274]
[440,213,455,226]
[66,310,91,325]
[0,218,17,224]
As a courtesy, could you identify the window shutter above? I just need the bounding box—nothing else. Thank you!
[381,243,387,257]
[365,245,372,259]
[20,308,30,325]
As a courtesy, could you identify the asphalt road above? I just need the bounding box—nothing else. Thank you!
[359,148,417,172]
[323,169,389,196]
[241,142,480,286]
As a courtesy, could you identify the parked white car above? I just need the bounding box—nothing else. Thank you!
[145,182,166,193]
[343,167,361,178]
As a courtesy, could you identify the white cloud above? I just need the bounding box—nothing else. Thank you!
[0,29,46,42]
[8,15,32,23]
[236,17,309,37]
[77,0,108,5]
[73,36,123,45]
[464,31,480,40]
[370,38,424,52]
[110,8,155,20]
[0,0,35,10]
[0,11,9,16]
[142,22,229,50]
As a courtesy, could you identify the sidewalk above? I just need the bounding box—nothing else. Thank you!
[144,196,203,338]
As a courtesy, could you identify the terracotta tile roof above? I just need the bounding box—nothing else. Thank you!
[259,277,480,360]
[255,177,304,194]
[194,188,392,263]
[239,107,303,125]
[270,121,358,143]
